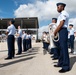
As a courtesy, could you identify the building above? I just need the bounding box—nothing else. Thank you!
[0,17,39,41]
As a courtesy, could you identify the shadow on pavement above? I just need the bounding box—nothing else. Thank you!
[15,47,40,58]
[0,47,40,68]
[0,56,35,68]
[70,56,76,70]
[15,53,38,59]
[0,50,8,52]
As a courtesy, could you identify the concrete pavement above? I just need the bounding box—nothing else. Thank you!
[0,42,76,75]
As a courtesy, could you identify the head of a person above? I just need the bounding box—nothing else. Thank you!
[56,3,66,13]
[43,31,46,34]
[18,26,21,29]
[23,31,25,34]
[8,19,15,25]
[46,32,49,35]
[69,24,73,29]
[52,18,57,23]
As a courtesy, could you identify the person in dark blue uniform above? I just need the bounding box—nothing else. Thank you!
[5,19,16,60]
[49,18,59,60]
[68,24,75,53]
[16,26,22,55]
[42,32,46,49]
[54,3,70,73]
[28,33,32,49]
[26,33,29,50]
[68,30,70,48]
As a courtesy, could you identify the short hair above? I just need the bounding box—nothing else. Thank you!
[52,18,57,22]
[10,19,15,24]
[69,24,73,27]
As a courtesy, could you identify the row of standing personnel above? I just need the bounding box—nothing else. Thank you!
[5,21,32,60]
[42,2,76,73]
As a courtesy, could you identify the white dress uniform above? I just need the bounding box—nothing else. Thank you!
[7,24,16,58]
[22,33,27,51]
[28,34,32,48]
[56,10,70,70]
[17,29,22,54]
[57,10,69,28]
[69,28,74,36]
[7,24,16,35]
[18,29,22,38]
[69,27,75,51]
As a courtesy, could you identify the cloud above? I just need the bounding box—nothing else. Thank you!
[14,0,76,21]
[38,25,49,33]
[14,1,18,6]
[38,25,49,39]
[14,0,58,21]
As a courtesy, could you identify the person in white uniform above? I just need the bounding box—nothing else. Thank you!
[5,19,16,60]
[22,31,27,52]
[68,24,75,53]
[54,3,70,73]
[16,26,22,55]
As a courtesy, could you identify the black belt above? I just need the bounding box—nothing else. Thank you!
[61,27,67,29]
[8,35,14,36]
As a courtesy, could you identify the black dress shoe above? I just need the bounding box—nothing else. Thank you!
[52,58,58,60]
[16,53,22,55]
[12,56,15,58]
[59,69,70,73]
[5,57,12,60]
[54,65,61,67]
[51,56,54,58]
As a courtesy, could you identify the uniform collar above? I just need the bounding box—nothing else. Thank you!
[60,10,65,14]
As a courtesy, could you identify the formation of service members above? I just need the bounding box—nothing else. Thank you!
[42,3,73,73]
[4,2,76,73]
[5,19,16,59]
[54,3,70,73]
[5,20,32,59]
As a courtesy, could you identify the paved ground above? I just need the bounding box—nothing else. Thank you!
[0,41,76,75]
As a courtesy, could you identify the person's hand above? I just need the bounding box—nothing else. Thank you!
[54,31,57,36]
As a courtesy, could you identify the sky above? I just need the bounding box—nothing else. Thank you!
[0,0,76,30]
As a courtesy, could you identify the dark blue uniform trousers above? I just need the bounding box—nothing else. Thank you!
[17,37,22,54]
[70,35,75,49]
[26,39,29,50]
[53,48,60,58]
[58,28,70,70]
[23,39,27,51]
[43,42,46,49]
[68,38,70,48]
[29,38,32,48]
[7,35,15,58]
[45,42,49,50]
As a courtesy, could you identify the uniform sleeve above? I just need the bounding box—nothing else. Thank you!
[7,26,10,32]
[60,14,67,21]
[18,30,21,34]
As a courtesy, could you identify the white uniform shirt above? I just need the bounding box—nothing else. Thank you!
[26,34,29,39]
[42,34,46,41]
[28,34,31,39]
[22,33,26,39]
[57,10,69,28]
[18,29,22,38]
[69,28,74,36]
[7,24,16,35]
